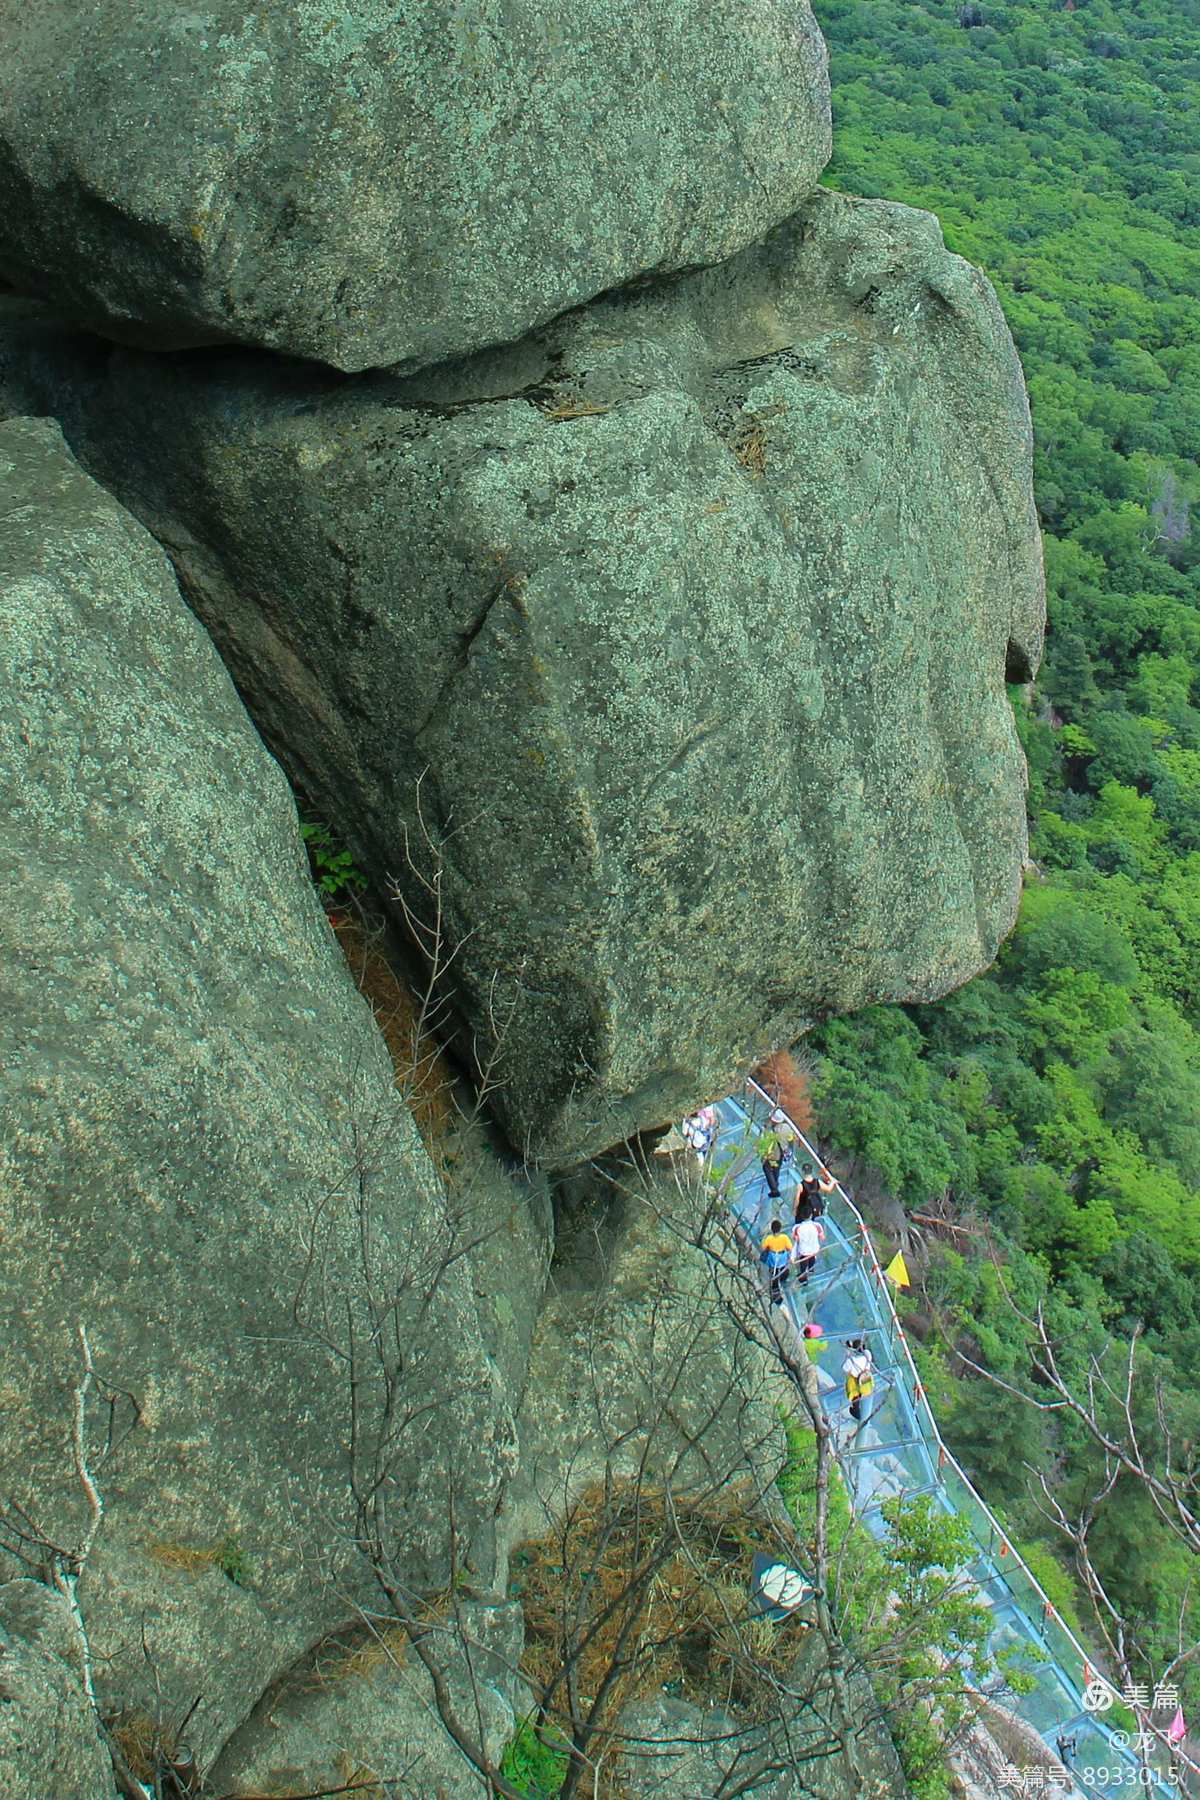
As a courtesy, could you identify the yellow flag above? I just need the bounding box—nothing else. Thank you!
[884,1251,911,1289]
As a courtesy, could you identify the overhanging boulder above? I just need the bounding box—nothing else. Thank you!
[0,187,1045,1165]
[0,0,830,372]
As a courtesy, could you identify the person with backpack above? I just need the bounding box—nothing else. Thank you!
[759,1128,789,1200]
[1055,1733,1077,1770]
[842,1337,875,1422]
[760,1220,793,1307]
[793,1161,836,1224]
[790,1213,825,1286]
[681,1105,717,1164]
[769,1107,799,1153]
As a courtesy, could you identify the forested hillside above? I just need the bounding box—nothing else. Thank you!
[810,0,1200,1707]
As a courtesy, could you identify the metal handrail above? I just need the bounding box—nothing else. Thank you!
[740,1077,1198,1792]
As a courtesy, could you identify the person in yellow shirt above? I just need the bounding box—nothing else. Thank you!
[760,1220,793,1308]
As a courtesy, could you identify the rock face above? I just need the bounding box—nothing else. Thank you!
[0,416,529,1763]
[498,1156,907,1800]
[209,1599,529,1800]
[617,1684,905,1800]
[511,1156,790,1518]
[0,0,830,373]
[0,188,1045,1165]
[950,1697,1076,1800]
[0,1582,118,1800]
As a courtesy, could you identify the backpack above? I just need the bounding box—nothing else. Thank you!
[845,1353,874,1397]
[761,1245,791,1274]
[800,1177,825,1219]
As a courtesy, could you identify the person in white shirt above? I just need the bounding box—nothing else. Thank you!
[842,1337,875,1421]
[790,1214,824,1285]
[681,1109,716,1163]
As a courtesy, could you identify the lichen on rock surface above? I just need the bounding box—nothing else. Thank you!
[1,187,1044,1166]
[0,1582,118,1800]
[0,0,830,372]
[0,416,530,1763]
[207,1597,529,1800]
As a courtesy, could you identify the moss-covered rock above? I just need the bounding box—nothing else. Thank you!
[512,1154,791,1518]
[0,417,522,1762]
[208,1599,529,1799]
[0,186,1044,1166]
[0,0,830,372]
[0,1583,117,1800]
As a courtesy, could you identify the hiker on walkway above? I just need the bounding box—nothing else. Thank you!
[842,1337,875,1422]
[760,1220,793,1308]
[793,1160,836,1223]
[760,1126,790,1200]
[769,1106,799,1153]
[681,1106,717,1163]
[790,1213,825,1287]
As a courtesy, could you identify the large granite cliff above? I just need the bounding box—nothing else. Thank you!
[0,3,1043,1792]
[0,415,546,1783]
[1,184,1043,1166]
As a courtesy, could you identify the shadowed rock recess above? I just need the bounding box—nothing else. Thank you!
[1,188,1044,1166]
[0,0,830,372]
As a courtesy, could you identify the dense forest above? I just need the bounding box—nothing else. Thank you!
[809,0,1200,1714]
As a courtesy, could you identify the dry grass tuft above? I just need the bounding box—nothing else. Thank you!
[309,1624,408,1688]
[147,1542,218,1574]
[307,1586,458,1691]
[107,1711,178,1783]
[537,394,615,421]
[729,401,789,480]
[730,415,768,478]
[329,908,457,1156]
[512,1479,806,1791]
